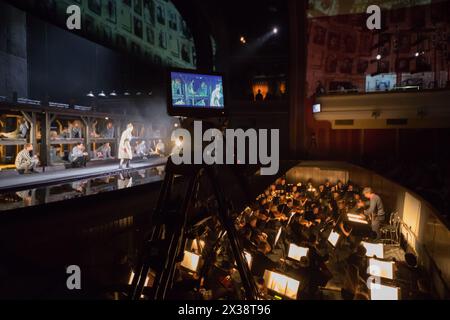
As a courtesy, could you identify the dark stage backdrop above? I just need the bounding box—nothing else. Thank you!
[5,0,197,69]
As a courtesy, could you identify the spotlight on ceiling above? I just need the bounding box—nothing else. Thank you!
[105,117,109,120]
[136,92,142,96]
[98,91,106,97]
[376,54,382,60]
[124,91,131,96]
[240,36,247,44]
[87,91,95,98]
[110,91,117,96]
[273,27,279,34]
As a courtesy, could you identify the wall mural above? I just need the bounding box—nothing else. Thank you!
[306,1,450,96]
[13,0,197,69]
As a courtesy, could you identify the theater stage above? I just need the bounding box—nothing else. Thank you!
[0,157,167,192]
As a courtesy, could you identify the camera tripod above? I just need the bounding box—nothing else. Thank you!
[129,156,259,300]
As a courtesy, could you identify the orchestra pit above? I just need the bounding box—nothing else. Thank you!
[0,0,448,302]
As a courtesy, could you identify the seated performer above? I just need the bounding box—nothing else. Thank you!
[89,120,101,138]
[18,119,29,139]
[155,139,165,155]
[135,140,148,158]
[15,143,39,174]
[103,122,115,139]
[95,143,113,159]
[150,139,165,157]
[1,119,28,139]
[69,143,89,168]
[70,121,83,139]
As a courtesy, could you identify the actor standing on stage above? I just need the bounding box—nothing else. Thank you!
[119,123,134,169]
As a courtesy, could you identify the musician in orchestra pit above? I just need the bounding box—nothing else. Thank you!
[363,187,385,240]
[280,198,294,215]
[250,241,277,279]
[238,215,267,249]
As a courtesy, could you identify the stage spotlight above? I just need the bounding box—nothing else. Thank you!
[105,117,109,120]
[273,27,278,34]
[415,52,420,57]
[87,91,95,98]
[376,54,382,60]
[174,123,179,128]
[98,91,106,97]
[240,36,247,44]
[110,91,117,96]
[124,91,131,96]
[136,92,142,96]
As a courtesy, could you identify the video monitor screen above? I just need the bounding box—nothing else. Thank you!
[169,71,225,112]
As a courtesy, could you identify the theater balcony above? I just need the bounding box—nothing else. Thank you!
[313,89,450,130]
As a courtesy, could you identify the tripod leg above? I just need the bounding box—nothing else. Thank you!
[129,169,175,300]
[129,243,152,300]
[205,167,258,300]
[152,170,201,300]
